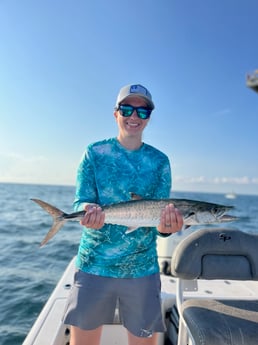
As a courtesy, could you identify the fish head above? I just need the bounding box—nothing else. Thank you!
[205,204,238,224]
[184,202,237,225]
[211,204,232,217]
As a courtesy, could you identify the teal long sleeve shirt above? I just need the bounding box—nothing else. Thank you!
[74,137,172,278]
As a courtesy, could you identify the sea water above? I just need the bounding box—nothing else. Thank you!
[0,183,257,345]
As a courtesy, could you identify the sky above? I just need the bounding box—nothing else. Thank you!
[0,0,258,195]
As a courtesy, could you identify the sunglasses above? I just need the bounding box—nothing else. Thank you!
[117,104,152,120]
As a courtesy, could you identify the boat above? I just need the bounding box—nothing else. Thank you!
[22,230,258,345]
[246,70,258,93]
[225,192,237,199]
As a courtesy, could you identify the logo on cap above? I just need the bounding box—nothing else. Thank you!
[130,85,148,96]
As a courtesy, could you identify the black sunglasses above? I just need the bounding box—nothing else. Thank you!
[117,104,152,120]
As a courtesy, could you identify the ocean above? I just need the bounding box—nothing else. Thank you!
[0,183,257,345]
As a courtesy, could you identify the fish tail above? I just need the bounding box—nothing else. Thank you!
[31,198,68,247]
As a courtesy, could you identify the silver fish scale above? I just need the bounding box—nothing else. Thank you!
[102,199,230,227]
[103,199,168,227]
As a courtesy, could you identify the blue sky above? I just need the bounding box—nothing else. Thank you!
[0,0,258,195]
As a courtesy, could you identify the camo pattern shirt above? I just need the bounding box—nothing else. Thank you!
[74,137,171,278]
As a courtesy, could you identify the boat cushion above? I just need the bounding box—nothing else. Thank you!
[171,228,258,280]
[182,298,258,345]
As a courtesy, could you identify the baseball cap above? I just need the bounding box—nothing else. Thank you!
[115,84,155,110]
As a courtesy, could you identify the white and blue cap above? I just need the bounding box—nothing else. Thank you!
[115,84,155,110]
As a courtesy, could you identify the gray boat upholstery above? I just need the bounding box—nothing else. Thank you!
[171,228,258,345]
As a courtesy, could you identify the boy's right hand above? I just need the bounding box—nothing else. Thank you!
[80,204,105,229]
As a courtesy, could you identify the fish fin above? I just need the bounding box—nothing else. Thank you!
[183,225,191,230]
[129,192,143,200]
[40,220,66,247]
[31,198,65,217]
[172,225,190,236]
[180,225,191,233]
[31,199,67,247]
[125,227,139,234]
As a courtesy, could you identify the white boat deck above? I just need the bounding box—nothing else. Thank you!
[22,255,258,345]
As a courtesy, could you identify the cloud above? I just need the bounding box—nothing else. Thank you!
[1,151,257,191]
[174,175,258,185]
[0,151,76,185]
[211,108,231,117]
[0,152,48,183]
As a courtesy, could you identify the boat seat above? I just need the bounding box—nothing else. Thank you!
[171,228,258,345]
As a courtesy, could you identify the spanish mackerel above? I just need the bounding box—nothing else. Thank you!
[31,198,237,247]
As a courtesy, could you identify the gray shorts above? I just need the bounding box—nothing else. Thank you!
[62,270,165,337]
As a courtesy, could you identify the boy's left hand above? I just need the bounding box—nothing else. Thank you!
[158,203,183,234]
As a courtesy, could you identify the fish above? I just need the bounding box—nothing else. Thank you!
[31,197,238,247]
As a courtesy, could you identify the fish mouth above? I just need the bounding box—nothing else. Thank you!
[219,214,239,222]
